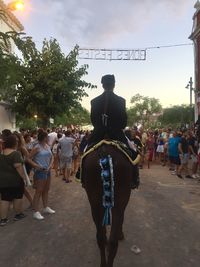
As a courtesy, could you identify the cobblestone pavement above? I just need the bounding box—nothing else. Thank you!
[1,164,200,267]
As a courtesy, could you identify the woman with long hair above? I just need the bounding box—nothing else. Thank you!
[13,132,33,207]
[29,130,55,220]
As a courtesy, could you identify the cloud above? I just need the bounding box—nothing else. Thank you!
[44,0,191,45]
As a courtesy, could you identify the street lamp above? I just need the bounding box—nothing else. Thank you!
[34,114,38,128]
[185,77,195,106]
[7,1,24,11]
[0,1,25,16]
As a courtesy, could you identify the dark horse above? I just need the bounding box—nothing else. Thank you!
[82,143,138,267]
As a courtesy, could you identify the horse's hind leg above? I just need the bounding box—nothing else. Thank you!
[107,210,124,267]
[118,212,125,241]
[97,226,107,267]
[91,207,107,267]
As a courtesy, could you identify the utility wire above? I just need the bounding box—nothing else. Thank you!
[145,43,193,50]
[33,39,194,51]
[78,43,194,52]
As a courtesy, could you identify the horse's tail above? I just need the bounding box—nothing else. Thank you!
[99,149,115,226]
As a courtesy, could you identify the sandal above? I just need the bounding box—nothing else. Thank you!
[65,180,72,183]
[0,218,9,226]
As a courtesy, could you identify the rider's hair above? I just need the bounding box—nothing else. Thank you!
[101,74,115,90]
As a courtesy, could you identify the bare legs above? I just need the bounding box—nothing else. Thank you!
[24,188,33,207]
[53,155,59,176]
[65,167,71,182]
[192,162,198,176]
[0,201,10,219]
[178,161,190,177]
[0,199,23,219]
[42,176,51,208]
[72,157,79,175]
[13,199,23,214]
[33,176,51,212]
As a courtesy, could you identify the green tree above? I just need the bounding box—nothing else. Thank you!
[55,105,90,126]
[0,31,24,100]
[16,105,90,129]
[0,33,95,127]
[16,116,38,130]
[127,94,162,126]
[158,105,194,127]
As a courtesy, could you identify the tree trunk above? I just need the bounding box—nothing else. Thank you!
[41,116,49,129]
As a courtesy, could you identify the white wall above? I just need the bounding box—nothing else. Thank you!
[0,102,16,132]
[0,17,18,52]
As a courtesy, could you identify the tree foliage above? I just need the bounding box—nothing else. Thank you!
[0,32,95,127]
[16,116,38,130]
[158,105,194,127]
[55,105,90,126]
[0,31,24,99]
[16,105,90,129]
[127,94,162,126]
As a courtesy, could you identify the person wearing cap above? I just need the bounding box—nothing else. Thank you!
[89,74,127,145]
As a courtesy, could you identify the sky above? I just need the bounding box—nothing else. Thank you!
[9,0,197,110]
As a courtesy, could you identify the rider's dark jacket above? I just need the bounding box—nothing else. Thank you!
[89,91,128,144]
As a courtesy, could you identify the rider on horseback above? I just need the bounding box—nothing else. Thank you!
[89,74,127,144]
[88,74,140,189]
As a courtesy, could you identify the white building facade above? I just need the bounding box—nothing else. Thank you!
[189,1,200,122]
[0,0,24,132]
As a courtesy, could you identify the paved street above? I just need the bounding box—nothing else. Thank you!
[1,164,200,267]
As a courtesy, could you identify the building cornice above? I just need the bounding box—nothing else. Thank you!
[0,0,24,31]
[195,0,200,9]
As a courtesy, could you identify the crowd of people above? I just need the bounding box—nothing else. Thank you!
[0,127,88,226]
[127,127,200,180]
[0,125,199,226]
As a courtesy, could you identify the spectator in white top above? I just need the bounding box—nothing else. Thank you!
[58,130,76,183]
[48,127,57,149]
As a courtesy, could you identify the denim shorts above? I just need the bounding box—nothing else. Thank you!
[191,154,198,164]
[169,156,181,166]
[179,153,189,165]
[60,155,72,169]
[34,170,51,180]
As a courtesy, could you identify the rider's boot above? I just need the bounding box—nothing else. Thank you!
[131,164,140,190]
[129,148,140,190]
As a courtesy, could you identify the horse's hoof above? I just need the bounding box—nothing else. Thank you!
[118,232,125,241]
[100,262,107,267]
